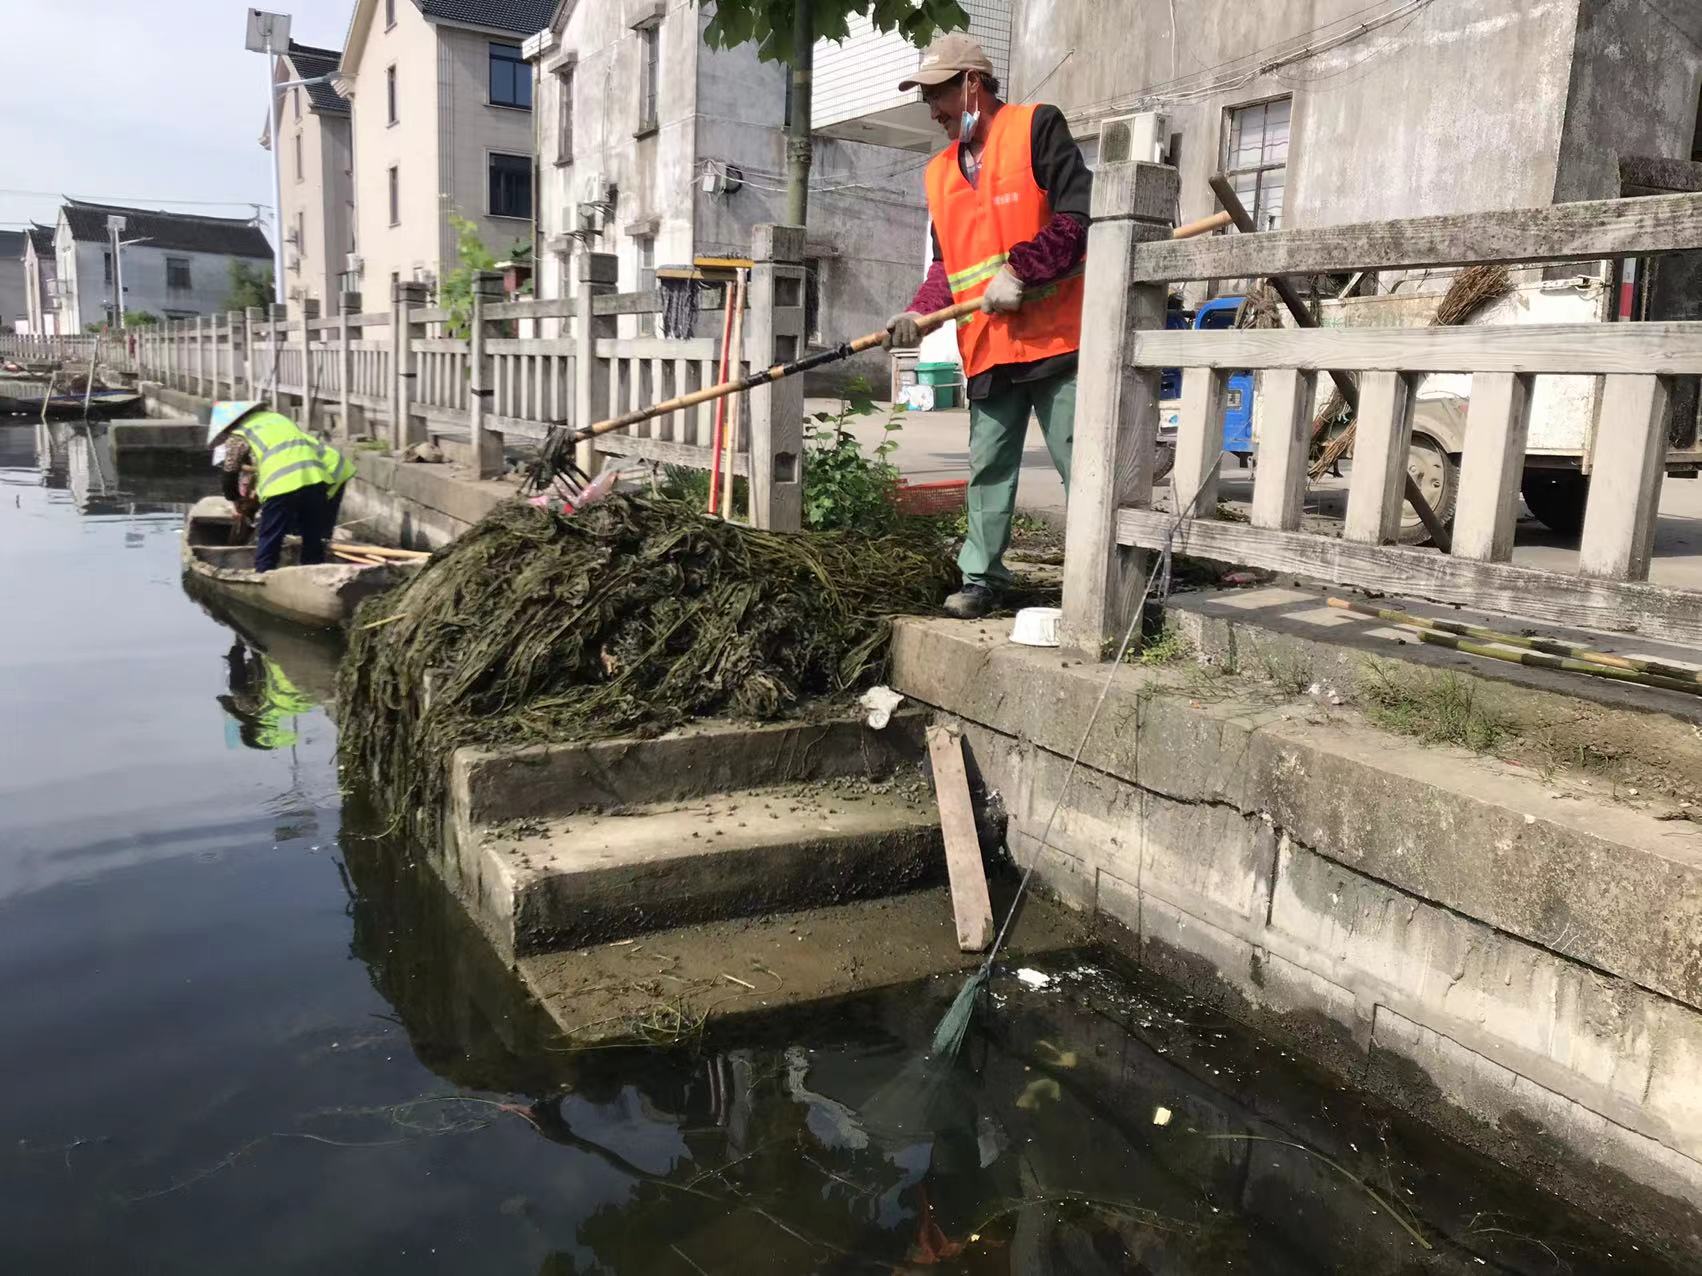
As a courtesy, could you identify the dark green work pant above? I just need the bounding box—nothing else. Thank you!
[959,368,1075,588]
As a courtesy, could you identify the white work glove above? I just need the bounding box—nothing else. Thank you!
[980,264,1024,314]
[885,311,925,349]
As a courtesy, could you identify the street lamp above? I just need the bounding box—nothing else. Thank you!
[247,12,349,310]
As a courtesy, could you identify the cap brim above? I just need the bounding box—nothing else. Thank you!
[898,65,963,91]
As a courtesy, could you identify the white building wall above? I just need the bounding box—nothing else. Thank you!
[275,74,355,309]
[813,1,1012,137]
[118,246,268,319]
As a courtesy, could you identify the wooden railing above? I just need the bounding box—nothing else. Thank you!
[62,223,806,531]
[1062,163,1702,650]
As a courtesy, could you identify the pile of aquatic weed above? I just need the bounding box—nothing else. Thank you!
[338,494,955,831]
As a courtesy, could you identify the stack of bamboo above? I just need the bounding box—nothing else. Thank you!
[330,542,431,568]
[1329,598,1702,696]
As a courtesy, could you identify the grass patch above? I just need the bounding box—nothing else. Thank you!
[1358,660,1506,753]
[1132,623,1194,667]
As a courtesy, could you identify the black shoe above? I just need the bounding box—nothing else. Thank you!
[944,584,997,619]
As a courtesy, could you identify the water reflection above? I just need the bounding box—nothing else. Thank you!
[0,423,1687,1274]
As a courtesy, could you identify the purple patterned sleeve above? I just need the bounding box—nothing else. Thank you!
[1006,214,1088,288]
[907,259,955,315]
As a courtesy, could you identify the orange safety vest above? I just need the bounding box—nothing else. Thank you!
[923,102,1085,380]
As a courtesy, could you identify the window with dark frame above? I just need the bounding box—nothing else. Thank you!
[388,165,400,225]
[386,65,397,124]
[292,85,300,120]
[556,65,575,163]
[385,0,395,28]
[1220,97,1290,232]
[294,132,303,181]
[490,42,530,109]
[166,257,192,291]
[638,23,659,132]
[489,152,532,219]
[103,252,112,285]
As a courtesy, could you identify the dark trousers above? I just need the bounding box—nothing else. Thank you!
[254,483,330,572]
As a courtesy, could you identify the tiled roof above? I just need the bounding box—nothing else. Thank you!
[0,230,24,261]
[62,201,272,259]
[414,0,554,37]
[26,224,54,255]
[287,41,349,115]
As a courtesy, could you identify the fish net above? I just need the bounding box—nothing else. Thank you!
[337,494,955,836]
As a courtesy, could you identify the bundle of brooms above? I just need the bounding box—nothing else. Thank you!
[337,495,956,833]
[1308,264,1515,478]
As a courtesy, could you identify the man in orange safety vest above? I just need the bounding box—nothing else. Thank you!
[886,33,1092,618]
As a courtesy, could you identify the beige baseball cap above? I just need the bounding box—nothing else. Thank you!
[897,33,994,91]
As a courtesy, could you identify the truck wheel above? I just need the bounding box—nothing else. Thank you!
[1520,470,1589,538]
[1397,431,1457,545]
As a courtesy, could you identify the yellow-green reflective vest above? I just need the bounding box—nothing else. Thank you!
[236,412,352,502]
[254,658,315,750]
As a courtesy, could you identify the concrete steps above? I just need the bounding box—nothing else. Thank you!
[439,712,960,960]
[468,779,944,956]
[517,885,1082,1046]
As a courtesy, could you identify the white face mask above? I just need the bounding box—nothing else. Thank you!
[959,78,981,144]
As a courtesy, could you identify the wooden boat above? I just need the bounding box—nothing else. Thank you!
[0,385,143,417]
[181,496,421,628]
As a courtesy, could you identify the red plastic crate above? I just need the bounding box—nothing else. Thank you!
[893,478,969,516]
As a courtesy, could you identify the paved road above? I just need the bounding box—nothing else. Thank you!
[822,396,1702,589]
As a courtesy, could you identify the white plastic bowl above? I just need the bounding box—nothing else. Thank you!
[1009,606,1062,648]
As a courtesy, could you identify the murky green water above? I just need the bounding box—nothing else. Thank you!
[0,421,1680,1273]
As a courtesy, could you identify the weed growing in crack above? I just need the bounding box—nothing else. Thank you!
[1357,660,1506,754]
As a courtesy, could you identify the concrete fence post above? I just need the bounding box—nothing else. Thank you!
[1059,161,1177,658]
[227,310,243,397]
[266,303,288,411]
[298,299,320,432]
[468,269,505,479]
[392,280,429,449]
[336,294,354,439]
[573,251,619,477]
[244,307,262,399]
[746,223,806,532]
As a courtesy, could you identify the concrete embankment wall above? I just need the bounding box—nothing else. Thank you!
[340,454,509,550]
[892,617,1702,1259]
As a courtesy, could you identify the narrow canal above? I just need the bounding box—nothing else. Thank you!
[0,421,1679,1274]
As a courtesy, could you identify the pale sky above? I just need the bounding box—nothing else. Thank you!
[1,0,355,242]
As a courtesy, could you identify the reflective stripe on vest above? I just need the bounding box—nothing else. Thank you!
[923,103,1085,379]
[236,412,331,503]
[319,441,354,495]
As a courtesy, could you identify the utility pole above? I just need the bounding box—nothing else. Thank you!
[785,1,813,227]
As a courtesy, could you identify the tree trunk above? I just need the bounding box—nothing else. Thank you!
[785,1,814,227]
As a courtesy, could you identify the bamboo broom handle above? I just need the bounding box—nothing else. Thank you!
[572,212,1232,445]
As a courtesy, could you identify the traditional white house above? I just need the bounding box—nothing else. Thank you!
[267,40,356,310]
[22,226,59,336]
[528,0,932,386]
[337,0,555,300]
[51,201,272,332]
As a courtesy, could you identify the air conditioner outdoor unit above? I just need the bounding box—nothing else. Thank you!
[579,173,613,206]
[1098,111,1170,166]
[345,253,363,273]
[287,253,301,273]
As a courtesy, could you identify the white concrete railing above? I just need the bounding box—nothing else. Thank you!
[105,224,806,531]
[1062,165,1702,650]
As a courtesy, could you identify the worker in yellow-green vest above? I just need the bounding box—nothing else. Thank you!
[220,641,316,750]
[206,401,355,572]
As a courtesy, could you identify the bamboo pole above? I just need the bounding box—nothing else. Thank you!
[1408,629,1702,697]
[554,211,1235,451]
[332,541,430,560]
[1327,597,1702,686]
[705,282,737,515]
[719,267,750,521]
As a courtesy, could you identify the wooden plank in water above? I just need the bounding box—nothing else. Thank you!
[926,723,994,953]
